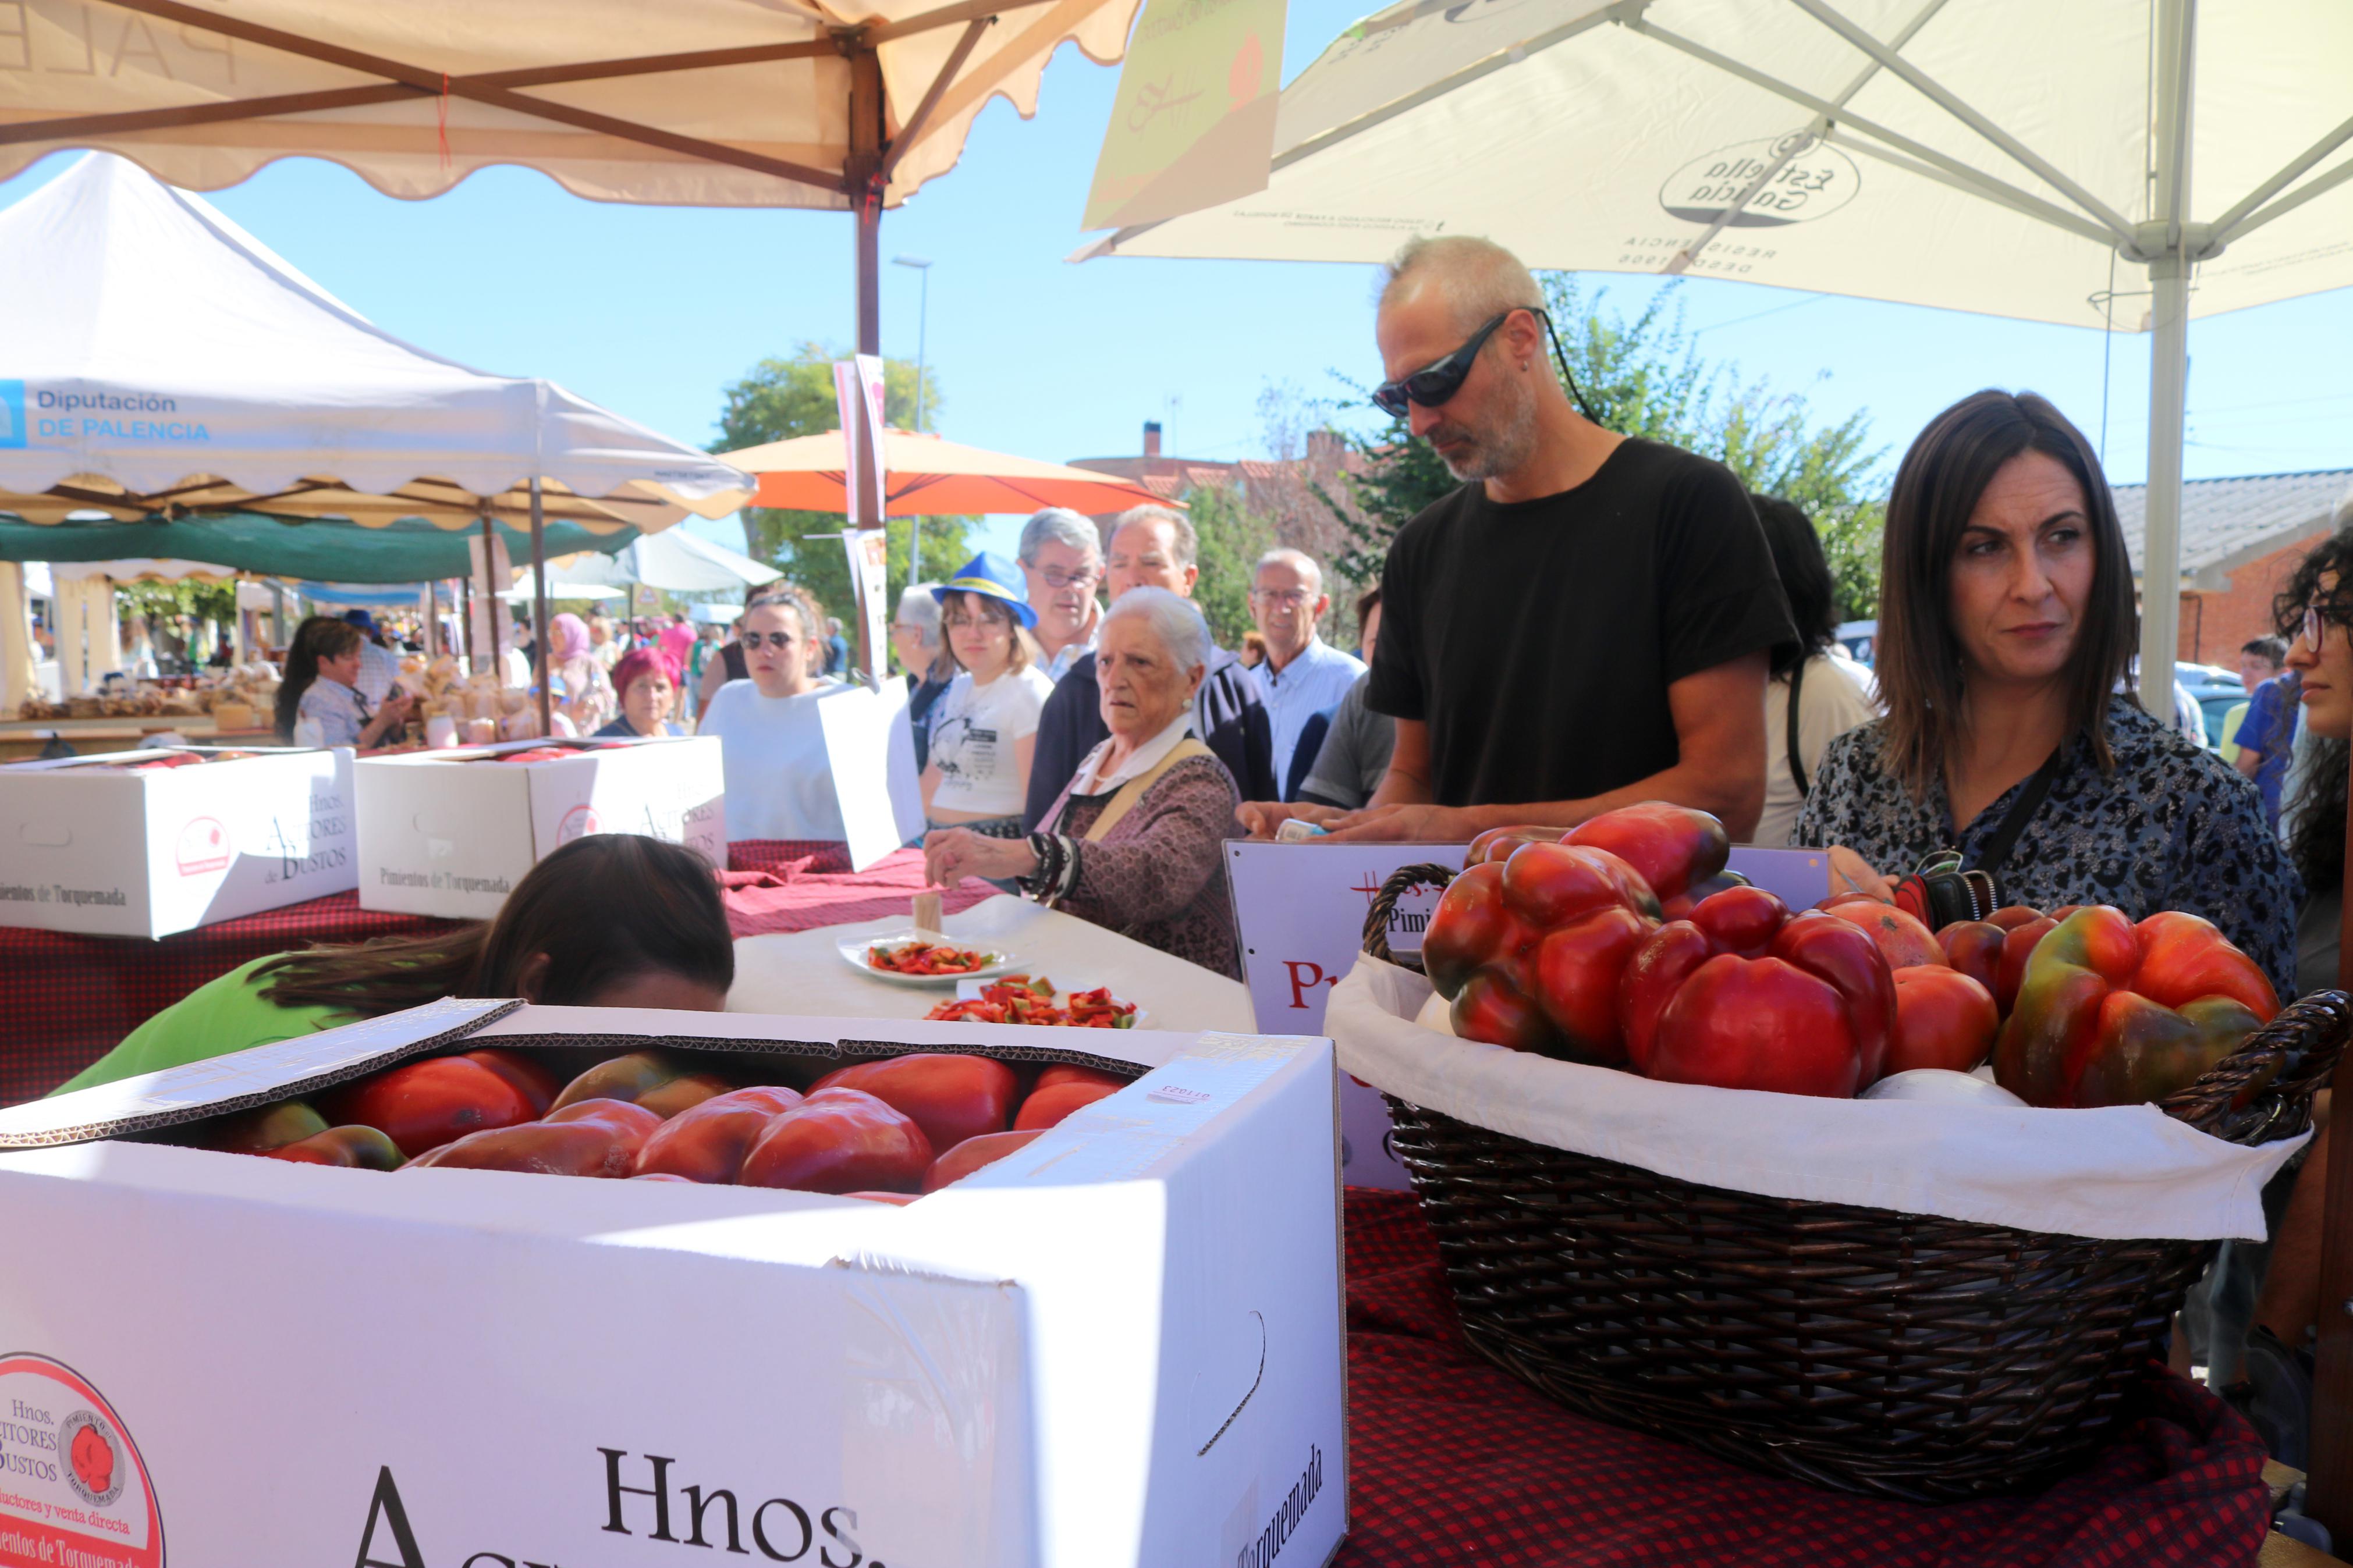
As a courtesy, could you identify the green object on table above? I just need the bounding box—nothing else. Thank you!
[50,955,351,1096]
[0,510,633,584]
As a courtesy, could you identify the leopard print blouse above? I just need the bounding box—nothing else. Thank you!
[1793,696,2299,997]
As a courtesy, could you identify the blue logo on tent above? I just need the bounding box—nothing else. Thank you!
[0,382,23,449]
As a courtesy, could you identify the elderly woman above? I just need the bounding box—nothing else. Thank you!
[924,588,1243,978]
[1794,390,2295,990]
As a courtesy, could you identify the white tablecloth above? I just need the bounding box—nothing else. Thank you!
[727,893,1255,1034]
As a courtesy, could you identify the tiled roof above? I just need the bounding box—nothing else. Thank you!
[2113,468,2353,585]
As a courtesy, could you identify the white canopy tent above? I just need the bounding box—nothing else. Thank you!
[1081,0,2353,709]
[0,152,753,720]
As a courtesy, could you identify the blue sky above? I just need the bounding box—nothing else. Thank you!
[3,0,2348,561]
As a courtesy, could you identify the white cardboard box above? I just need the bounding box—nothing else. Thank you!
[0,745,357,937]
[357,735,726,917]
[0,1003,1346,1568]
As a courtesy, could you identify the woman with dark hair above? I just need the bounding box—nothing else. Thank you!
[1752,496,1879,846]
[53,834,735,1093]
[1793,390,2295,991]
[276,614,413,748]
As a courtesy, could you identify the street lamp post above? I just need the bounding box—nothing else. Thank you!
[893,254,932,599]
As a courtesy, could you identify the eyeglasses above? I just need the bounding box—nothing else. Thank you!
[2301,605,2334,651]
[1030,565,1099,590]
[740,630,798,650]
[1372,311,1516,418]
[1251,587,1313,607]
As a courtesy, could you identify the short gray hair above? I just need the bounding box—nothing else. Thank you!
[1102,586,1212,677]
[1380,234,1544,336]
[1018,507,1103,566]
[1254,546,1324,597]
[895,584,942,648]
[1110,504,1198,568]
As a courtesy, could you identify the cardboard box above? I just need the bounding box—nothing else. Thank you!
[0,744,357,937]
[357,735,725,917]
[0,1004,1346,1568]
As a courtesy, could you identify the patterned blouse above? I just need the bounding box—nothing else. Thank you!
[1023,754,1244,980]
[1793,696,2299,997]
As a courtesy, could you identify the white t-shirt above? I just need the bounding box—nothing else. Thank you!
[927,665,1053,817]
[696,679,847,841]
[1757,648,1881,848]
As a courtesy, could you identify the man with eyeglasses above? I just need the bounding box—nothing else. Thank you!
[1021,505,1277,830]
[1248,548,1365,792]
[1243,235,1792,844]
[1018,508,1108,683]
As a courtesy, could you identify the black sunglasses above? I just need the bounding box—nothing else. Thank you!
[1371,305,1603,425]
[1371,311,1513,418]
[740,630,798,650]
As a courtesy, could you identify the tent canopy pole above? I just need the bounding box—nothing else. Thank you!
[530,478,552,738]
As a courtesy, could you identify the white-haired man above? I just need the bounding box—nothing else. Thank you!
[1248,547,1365,790]
[1018,507,1106,683]
[1023,505,1276,829]
[1242,235,1791,843]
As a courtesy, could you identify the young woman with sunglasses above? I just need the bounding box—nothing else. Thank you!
[693,589,847,842]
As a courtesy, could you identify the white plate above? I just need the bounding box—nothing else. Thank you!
[838,930,1020,987]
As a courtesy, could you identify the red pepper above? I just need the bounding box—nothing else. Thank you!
[1621,900,1894,1096]
[1464,802,1729,902]
[1422,841,1659,1062]
[1993,905,2279,1108]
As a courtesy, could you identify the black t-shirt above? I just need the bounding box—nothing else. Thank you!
[1365,438,1794,808]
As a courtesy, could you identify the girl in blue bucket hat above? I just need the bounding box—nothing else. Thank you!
[922,552,1053,856]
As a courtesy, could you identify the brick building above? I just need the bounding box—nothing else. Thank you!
[1066,420,1371,571]
[2116,469,2353,665]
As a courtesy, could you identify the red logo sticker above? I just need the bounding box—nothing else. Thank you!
[173,817,230,876]
[558,805,601,844]
[0,1353,163,1568]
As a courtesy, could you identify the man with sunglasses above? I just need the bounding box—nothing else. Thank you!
[1243,236,1791,844]
[694,589,848,842]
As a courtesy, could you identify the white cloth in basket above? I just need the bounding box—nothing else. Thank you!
[1329,955,2308,1242]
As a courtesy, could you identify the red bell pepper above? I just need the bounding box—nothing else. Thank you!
[1465,802,1729,902]
[1622,899,1894,1097]
[1422,841,1660,1062]
[1993,906,2279,1108]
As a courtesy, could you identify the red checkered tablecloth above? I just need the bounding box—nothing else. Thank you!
[1337,1188,2273,1567]
[0,844,986,1106]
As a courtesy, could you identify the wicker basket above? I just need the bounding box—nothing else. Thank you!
[1359,863,2346,1503]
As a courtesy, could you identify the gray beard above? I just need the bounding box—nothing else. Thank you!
[1434,385,1540,482]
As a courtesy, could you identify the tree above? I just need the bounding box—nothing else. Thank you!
[1314,278,1887,621]
[1185,481,1276,649]
[712,346,969,626]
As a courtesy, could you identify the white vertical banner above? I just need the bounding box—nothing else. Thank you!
[843,527,890,678]
[465,531,514,682]
[833,355,891,676]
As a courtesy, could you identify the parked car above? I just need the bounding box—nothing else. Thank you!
[2175,662,2246,752]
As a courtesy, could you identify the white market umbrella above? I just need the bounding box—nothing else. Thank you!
[556,528,785,596]
[1081,0,2353,705]
[498,573,629,604]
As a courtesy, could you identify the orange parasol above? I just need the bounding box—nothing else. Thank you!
[726,429,1178,517]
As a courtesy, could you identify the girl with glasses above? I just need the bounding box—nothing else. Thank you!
[921,553,1051,846]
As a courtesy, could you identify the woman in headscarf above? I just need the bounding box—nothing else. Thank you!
[548,610,617,735]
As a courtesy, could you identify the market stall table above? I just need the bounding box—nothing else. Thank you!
[1336,1187,2280,1567]
[0,844,989,1104]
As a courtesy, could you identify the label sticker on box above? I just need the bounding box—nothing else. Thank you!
[0,1353,162,1568]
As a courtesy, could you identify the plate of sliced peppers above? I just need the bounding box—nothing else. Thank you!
[842,931,1019,987]
[925,975,1142,1029]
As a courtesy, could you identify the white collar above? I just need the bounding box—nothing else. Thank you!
[1073,712,1193,795]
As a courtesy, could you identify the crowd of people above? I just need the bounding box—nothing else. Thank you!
[152,232,2351,1465]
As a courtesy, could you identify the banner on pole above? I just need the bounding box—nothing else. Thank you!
[464,532,513,683]
[1081,0,1285,232]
